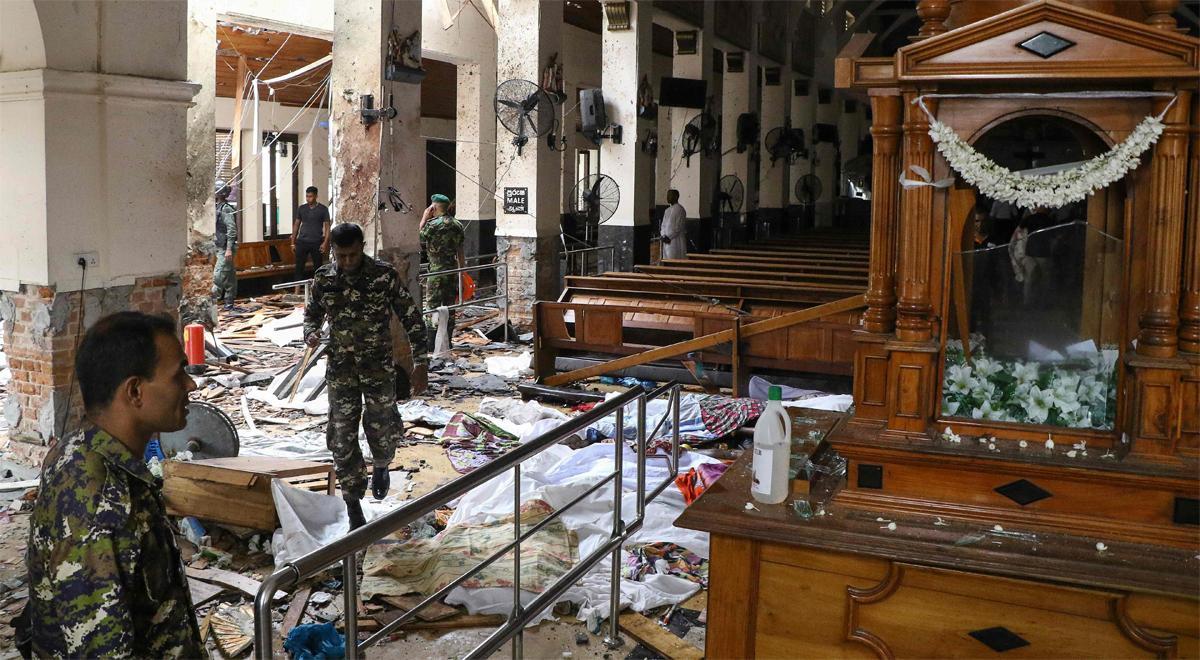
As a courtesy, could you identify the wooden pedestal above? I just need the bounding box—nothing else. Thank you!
[676,449,1200,659]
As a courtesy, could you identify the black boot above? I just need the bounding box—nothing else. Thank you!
[346,498,366,530]
[371,465,391,500]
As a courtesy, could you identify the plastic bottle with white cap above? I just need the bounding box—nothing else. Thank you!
[750,385,792,504]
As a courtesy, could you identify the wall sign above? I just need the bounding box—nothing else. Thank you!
[504,187,528,214]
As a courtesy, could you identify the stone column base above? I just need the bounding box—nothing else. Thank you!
[497,235,560,328]
[1,277,181,445]
[597,225,651,272]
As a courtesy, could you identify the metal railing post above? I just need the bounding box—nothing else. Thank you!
[603,405,625,650]
[344,553,359,659]
[636,395,646,519]
[512,463,523,658]
[672,387,681,475]
[250,385,669,659]
[502,261,510,343]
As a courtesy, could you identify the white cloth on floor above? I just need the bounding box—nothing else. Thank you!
[443,442,718,622]
[782,394,854,412]
[256,309,306,347]
[747,375,826,401]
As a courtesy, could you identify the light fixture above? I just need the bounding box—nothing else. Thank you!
[603,1,631,30]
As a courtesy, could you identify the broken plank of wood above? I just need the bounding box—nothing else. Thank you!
[186,566,287,601]
[618,611,704,660]
[188,577,226,606]
[370,610,504,631]
[280,587,311,639]
[377,594,459,622]
[542,294,866,386]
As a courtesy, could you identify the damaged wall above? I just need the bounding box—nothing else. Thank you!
[185,0,219,325]
[0,278,181,445]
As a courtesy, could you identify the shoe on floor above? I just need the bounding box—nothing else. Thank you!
[371,465,390,500]
[346,498,366,530]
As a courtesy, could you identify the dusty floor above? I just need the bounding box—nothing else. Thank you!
[0,297,713,659]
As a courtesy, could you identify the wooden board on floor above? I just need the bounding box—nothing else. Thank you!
[619,611,704,660]
[377,594,460,622]
[186,566,287,601]
[189,577,226,606]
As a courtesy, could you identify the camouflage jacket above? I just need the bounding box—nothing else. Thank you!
[25,425,202,659]
[303,256,427,361]
[419,215,465,270]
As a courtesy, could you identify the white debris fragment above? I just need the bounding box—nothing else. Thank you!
[1045,438,1055,449]
[1095,542,1108,553]
[1067,450,1077,458]
[745,502,759,511]
[978,437,987,444]
[993,525,1004,532]
[1019,440,1028,449]
[934,517,950,526]
[886,522,897,531]
[875,517,892,523]
[988,442,997,451]
[941,426,961,443]
[1101,450,1116,460]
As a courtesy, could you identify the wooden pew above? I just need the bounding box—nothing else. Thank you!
[234,239,296,280]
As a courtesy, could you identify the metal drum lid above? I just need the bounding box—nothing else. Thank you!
[158,401,239,459]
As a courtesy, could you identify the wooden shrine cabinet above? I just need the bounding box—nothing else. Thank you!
[678,2,1200,658]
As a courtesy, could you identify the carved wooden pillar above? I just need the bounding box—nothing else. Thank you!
[895,93,936,343]
[915,0,951,39]
[1181,95,1200,355]
[1137,92,1192,359]
[863,92,902,334]
[1143,0,1180,31]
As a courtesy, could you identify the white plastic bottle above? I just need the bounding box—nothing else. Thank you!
[751,386,792,504]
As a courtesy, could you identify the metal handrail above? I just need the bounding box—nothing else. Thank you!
[419,259,510,344]
[253,382,683,659]
[561,244,616,279]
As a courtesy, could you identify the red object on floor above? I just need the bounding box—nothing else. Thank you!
[183,323,205,367]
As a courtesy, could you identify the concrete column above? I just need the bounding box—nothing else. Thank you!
[599,0,655,271]
[666,4,717,252]
[813,88,838,228]
[456,61,498,259]
[330,0,423,296]
[0,0,195,446]
[496,0,563,324]
[789,78,817,229]
[719,5,760,243]
[757,63,788,237]
[183,0,218,326]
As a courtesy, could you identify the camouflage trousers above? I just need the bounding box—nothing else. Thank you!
[326,357,399,500]
[211,252,237,305]
[425,271,457,343]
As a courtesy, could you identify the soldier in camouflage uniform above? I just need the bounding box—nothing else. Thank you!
[211,180,239,310]
[22,312,202,658]
[303,223,427,528]
[419,194,465,341]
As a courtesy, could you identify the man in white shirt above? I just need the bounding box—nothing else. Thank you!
[660,189,688,261]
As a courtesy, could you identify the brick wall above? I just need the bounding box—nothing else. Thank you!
[497,235,561,328]
[179,247,216,327]
[0,276,181,446]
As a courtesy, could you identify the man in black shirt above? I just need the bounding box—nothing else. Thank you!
[294,186,331,280]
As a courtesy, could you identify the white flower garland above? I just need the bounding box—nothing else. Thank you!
[921,97,1174,210]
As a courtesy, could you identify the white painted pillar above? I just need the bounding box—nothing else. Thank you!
[757,63,787,219]
[330,0,424,292]
[496,0,563,320]
[720,4,759,233]
[599,0,654,271]
[183,0,218,324]
[666,3,716,251]
[456,61,497,257]
[814,88,838,228]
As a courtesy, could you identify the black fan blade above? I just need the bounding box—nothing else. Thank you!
[498,99,522,109]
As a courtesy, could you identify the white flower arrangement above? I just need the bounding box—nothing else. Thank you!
[927,113,1166,210]
[942,337,1118,430]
